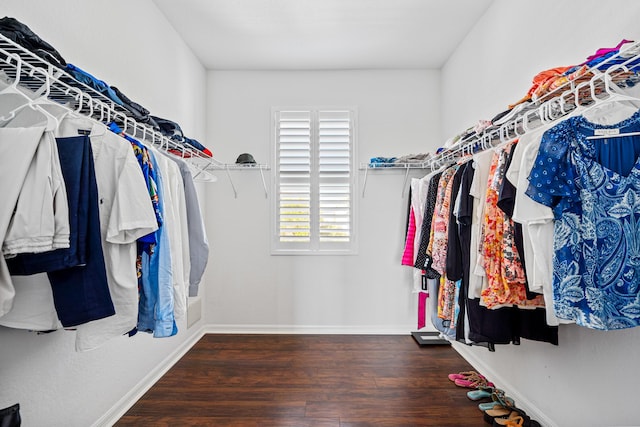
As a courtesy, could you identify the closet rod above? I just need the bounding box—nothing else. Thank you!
[0,33,270,183]
[428,41,640,169]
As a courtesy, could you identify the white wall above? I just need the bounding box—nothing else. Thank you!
[0,1,207,426]
[442,1,640,426]
[204,70,440,332]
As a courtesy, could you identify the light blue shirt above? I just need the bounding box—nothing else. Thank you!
[138,150,177,338]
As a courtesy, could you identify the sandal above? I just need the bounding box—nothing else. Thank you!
[484,398,541,427]
[494,414,525,426]
[454,372,494,389]
[484,405,512,424]
[483,393,518,424]
[447,370,482,382]
[492,412,542,427]
[478,397,514,411]
[478,389,515,410]
[467,386,498,401]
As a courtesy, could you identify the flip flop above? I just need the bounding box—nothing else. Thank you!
[447,370,481,382]
[478,397,514,411]
[467,388,495,400]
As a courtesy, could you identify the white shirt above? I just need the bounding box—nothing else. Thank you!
[58,118,158,351]
[468,149,493,299]
[149,147,190,320]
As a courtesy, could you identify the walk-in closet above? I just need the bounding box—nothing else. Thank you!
[1,1,640,426]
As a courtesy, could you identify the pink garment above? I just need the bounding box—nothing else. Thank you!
[401,207,417,266]
[583,39,633,64]
[418,291,428,329]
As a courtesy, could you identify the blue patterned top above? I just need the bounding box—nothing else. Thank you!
[526,110,640,330]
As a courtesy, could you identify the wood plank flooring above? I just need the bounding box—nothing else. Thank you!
[115,334,488,426]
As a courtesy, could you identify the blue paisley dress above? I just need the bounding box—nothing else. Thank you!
[526,109,640,330]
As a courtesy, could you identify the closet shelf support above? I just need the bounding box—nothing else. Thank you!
[362,166,369,197]
[259,167,268,199]
[225,165,238,199]
[401,166,410,198]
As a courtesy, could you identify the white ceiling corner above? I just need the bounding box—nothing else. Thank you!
[153,0,493,70]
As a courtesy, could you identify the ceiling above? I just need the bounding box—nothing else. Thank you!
[152,0,494,70]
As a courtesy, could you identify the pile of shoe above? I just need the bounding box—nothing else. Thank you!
[448,371,542,427]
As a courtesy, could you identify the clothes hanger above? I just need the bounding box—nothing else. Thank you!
[0,62,59,131]
[0,54,23,95]
[0,53,33,118]
[583,68,640,140]
[558,87,577,115]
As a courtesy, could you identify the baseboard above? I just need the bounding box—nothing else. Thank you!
[91,325,206,427]
[204,324,413,335]
[451,342,558,427]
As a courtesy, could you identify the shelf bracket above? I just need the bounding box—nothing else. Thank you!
[401,166,410,198]
[225,165,238,199]
[362,166,369,197]
[259,167,268,198]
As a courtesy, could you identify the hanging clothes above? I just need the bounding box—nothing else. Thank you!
[137,149,177,338]
[527,109,640,330]
[436,165,462,324]
[468,149,493,300]
[1,107,115,327]
[54,117,158,351]
[427,166,457,271]
[0,125,53,318]
[414,171,442,278]
[480,143,545,310]
[480,144,528,308]
[401,205,417,266]
[169,158,209,297]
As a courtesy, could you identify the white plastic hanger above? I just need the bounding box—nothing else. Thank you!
[0,61,59,131]
[584,71,640,140]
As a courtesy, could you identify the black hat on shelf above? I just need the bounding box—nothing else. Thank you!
[235,153,257,164]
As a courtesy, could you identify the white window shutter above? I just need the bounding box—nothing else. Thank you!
[276,111,311,243]
[318,111,351,244]
[273,108,356,254]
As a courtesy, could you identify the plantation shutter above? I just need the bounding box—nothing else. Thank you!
[318,111,352,243]
[273,108,355,254]
[276,110,312,244]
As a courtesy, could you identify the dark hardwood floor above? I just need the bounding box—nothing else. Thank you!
[115,334,488,426]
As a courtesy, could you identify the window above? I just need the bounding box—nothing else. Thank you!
[272,108,357,254]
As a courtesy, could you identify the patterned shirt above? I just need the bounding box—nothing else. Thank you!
[415,172,442,279]
[527,110,640,330]
[481,143,543,309]
[428,166,458,274]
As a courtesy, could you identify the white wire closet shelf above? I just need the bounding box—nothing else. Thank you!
[427,40,640,170]
[359,161,431,198]
[357,42,640,196]
[0,32,270,191]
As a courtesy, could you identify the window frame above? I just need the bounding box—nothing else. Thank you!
[270,106,358,256]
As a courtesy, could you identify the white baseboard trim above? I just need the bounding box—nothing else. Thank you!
[451,342,557,427]
[204,323,413,335]
[91,326,206,427]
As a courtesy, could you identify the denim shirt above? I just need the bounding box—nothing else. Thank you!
[137,150,177,338]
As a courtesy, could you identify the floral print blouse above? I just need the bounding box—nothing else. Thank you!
[481,143,544,309]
